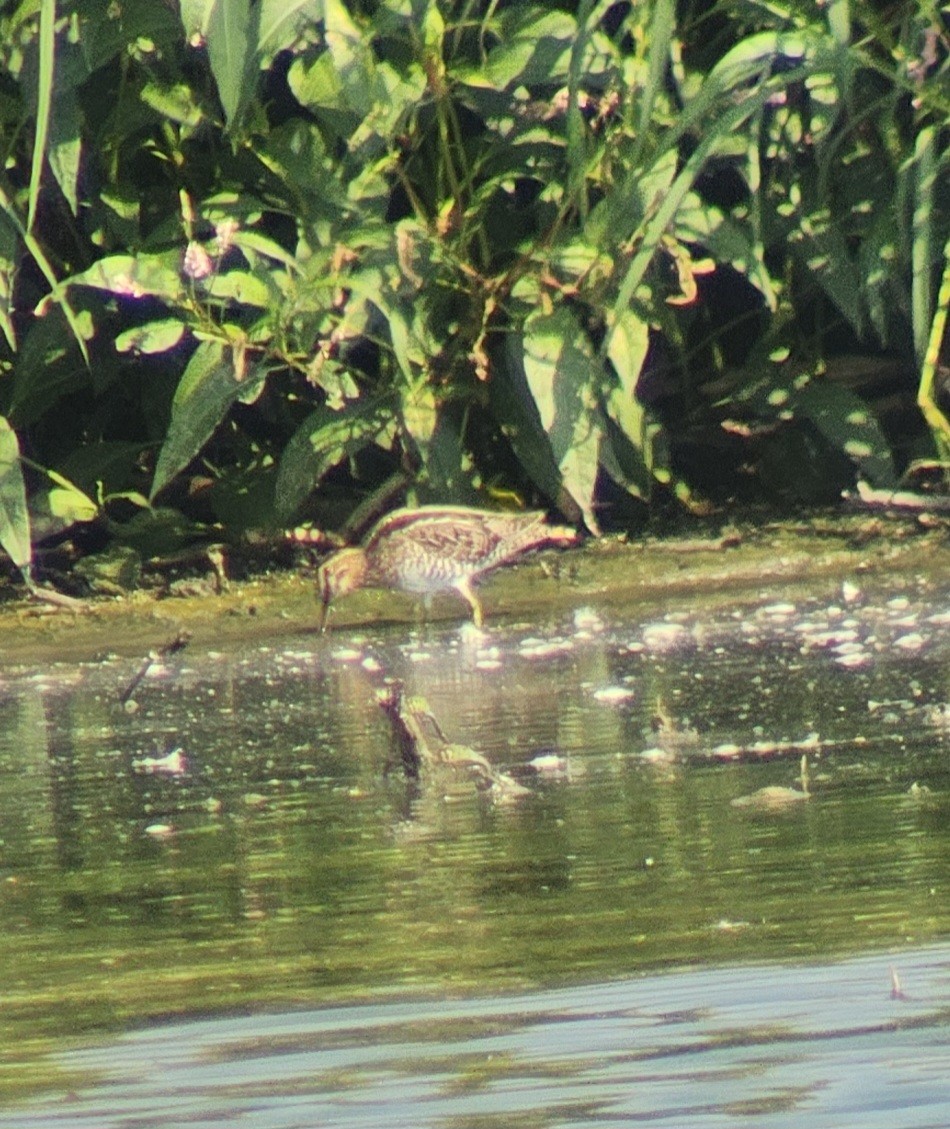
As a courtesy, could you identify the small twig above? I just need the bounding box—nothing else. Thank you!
[846,480,950,512]
[119,630,191,704]
[25,582,88,611]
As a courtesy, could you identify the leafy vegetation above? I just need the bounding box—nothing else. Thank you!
[0,0,948,586]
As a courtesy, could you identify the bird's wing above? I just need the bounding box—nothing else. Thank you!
[398,514,507,565]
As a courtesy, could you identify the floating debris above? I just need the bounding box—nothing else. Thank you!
[572,606,605,634]
[731,755,811,810]
[133,747,187,775]
[518,637,575,659]
[759,602,797,618]
[640,746,676,764]
[526,752,573,780]
[592,685,635,704]
[641,622,693,652]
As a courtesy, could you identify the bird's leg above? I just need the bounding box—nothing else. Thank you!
[456,577,484,627]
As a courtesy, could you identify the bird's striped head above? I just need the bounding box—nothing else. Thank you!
[316,548,368,631]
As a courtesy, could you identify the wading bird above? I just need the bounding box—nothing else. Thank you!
[315,505,578,630]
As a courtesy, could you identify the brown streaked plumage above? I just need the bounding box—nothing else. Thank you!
[315,505,578,630]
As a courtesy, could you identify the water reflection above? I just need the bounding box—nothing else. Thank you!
[0,578,947,1093]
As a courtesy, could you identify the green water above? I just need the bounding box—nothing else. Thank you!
[0,580,947,1099]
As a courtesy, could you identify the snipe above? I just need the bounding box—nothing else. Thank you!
[315,505,578,630]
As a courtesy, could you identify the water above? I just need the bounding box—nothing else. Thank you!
[2,945,948,1128]
[0,574,947,1123]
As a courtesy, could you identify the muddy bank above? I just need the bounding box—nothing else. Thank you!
[0,522,946,668]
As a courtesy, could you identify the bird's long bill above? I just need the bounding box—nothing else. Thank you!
[316,567,332,633]
[317,589,331,633]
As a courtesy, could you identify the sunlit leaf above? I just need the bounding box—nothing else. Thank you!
[287,0,372,133]
[601,308,658,499]
[179,0,217,40]
[151,341,268,500]
[493,336,567,513]
[26,0,56,232]
[65,254,185,304]
[675,195,777,310]
[288,1,424,154]
[140,81,205,128]
[795,380,896,488]
[116,320,187,354]
[203,0,254,131]
[910,126,938,366]
[522,308,601,532]
[45,474,98,524]
[0,215,16,351]
[41,21,90,218]
[485,10,577,88]
[258,0,326,60]
[0,416,32,574]
[202,270,274,307]
[232,231,302,271]
[400,381,437,453]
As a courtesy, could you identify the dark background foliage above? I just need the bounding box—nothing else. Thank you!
[0,0,948,584]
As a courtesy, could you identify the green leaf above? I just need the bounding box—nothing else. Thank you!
[33,14,90,218]
[493,335,566,507]
[910,126,938,366]
[675,195,777,311]
[204,0,255,131]
[287,2,425,155]
[179,0,216,40]
[150,341,268,500]
[601,308,660,498]
[0,416,32,574]
[140,82,205,129]
[73,0,185,72]
[26,0,56,233]
[29,468,98,542]
[288,0,372,130]
[65,253,186,304]
[0,212,17,351]
[115,320,187,355]
[485,10,578,88]
[48,101,82,217]
[792,206,864,338]
[420,411,478,500]
[795,380,896,488]
[231,230,303,272]
[257,120,346,226]
[258,0,326,60]
[522,307,601,532]
[275,399,391,521]
[8,305,93,426]
[59,440,150,498]
[400,381,437,453]
[202,270,274,307]
[0,183,91,366]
